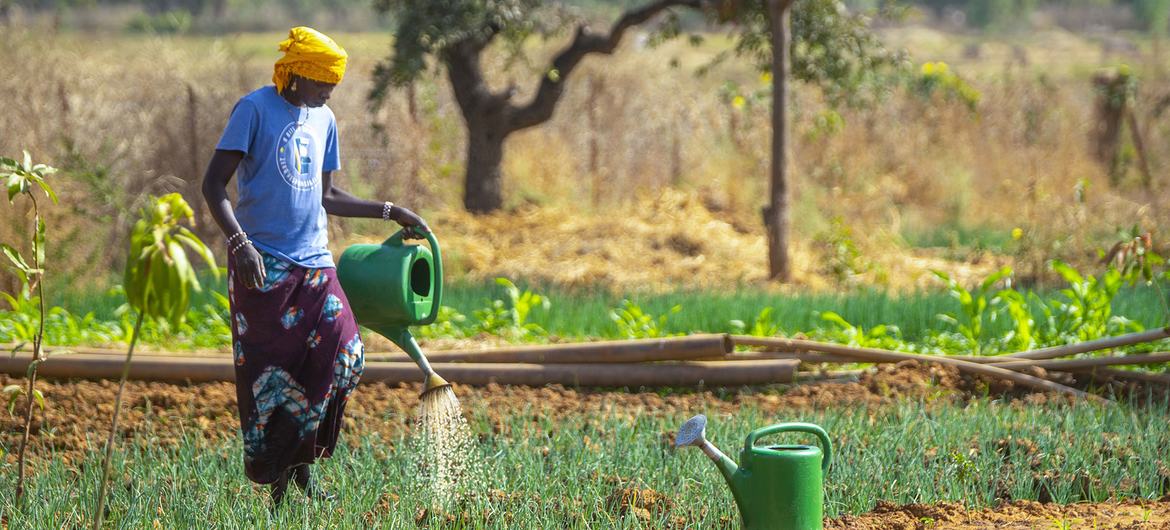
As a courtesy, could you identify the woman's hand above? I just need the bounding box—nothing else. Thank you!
[391,206,430,238]
[234,243,267,290]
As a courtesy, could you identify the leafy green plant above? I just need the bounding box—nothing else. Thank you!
[93,193,216,530]
[472,278,550,340]
[416,305,470,340]
[991,288,1036,352]
[2,384,42,415]
[816,311,905,350]
[0,296,120,346]
[932,266,1012,354]
[729,306,782,337]
[1,151,58,503]
[610,300,681,339]
[1038,261,1142,344]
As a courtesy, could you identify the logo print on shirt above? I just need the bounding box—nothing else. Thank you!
[294,138,311,176]
[276,122,318,191]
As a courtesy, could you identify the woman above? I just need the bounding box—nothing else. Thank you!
[201,26,428,506]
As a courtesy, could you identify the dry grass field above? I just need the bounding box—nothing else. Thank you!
[1,25,1167,292]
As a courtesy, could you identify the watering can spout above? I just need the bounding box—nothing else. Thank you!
[368,323,449,397]
[675,415,742,493]
[709,443,741,489]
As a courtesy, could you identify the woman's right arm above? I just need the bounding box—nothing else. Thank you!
[202,149,266,289]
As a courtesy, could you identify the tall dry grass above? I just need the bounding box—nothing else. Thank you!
[1,28,1166,292]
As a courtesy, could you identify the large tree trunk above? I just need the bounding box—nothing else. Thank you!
[464,121,506,213]
[441,0,704,214]
[765,0,793,281]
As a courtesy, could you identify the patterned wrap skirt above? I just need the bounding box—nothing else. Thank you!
[228,250,365,484]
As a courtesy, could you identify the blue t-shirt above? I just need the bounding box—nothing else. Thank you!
[216,86,340,269]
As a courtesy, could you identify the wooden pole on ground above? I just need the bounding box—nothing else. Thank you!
[1001,327,1170,360]
[731,336,1105,401]
[365,334,732,363]
[990,352,1170,371]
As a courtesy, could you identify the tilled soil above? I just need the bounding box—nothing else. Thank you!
[3,360,1154,464]
[825,499,1170,529]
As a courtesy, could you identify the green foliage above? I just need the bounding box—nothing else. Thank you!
[1,151,57,299]
[471,278,550,339]
[2,151,57,205]
[415,305,471,339]
[110,288,232,349]
[992,288,1036,352]
[729,306,782,337]
[0,294,120,346]
[371,0,541,94]
[912,61,981,111]
[123,193,217,327]
[932,266,1012,354]
[1039,260,1142,343]
[2,385,42,415]
[610,299,681,339]
[816,310,904,349]
[714,0,909,107]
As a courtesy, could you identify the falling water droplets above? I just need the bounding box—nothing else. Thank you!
[406,386,483,508]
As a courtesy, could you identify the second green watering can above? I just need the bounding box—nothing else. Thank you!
[676,415,832,530]
[337,228,450,396]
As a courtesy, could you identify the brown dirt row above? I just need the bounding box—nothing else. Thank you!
[824,499,1170,529]
[4,361,1155,466]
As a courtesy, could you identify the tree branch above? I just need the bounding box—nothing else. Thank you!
[443,28,507,117]
[507,0,707,132]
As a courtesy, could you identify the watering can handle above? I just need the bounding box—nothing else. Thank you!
[744,423,832,473]
[381,228,443,326]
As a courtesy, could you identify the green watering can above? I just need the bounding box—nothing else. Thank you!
[675,415,832,530]
[337,228,451,397]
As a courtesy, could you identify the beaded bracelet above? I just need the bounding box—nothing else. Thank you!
[230,238,252,255]
[226,232,247,245]
[382,201,395,221]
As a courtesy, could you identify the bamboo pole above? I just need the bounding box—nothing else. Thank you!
[731,336,1105,401]
[369,360,798,387]
[990,352,1170,371]
[365,334,732,364]
[730,336,995,363]
[0,353,235,383]
[0,353,797,387]
[733,330,1170,365]
[1001,327,1170,360]
[713,351,857,363]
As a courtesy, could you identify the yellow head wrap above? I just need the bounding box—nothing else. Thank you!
[273,27,348,94]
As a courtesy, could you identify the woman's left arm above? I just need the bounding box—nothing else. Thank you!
[321,171,429,232]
